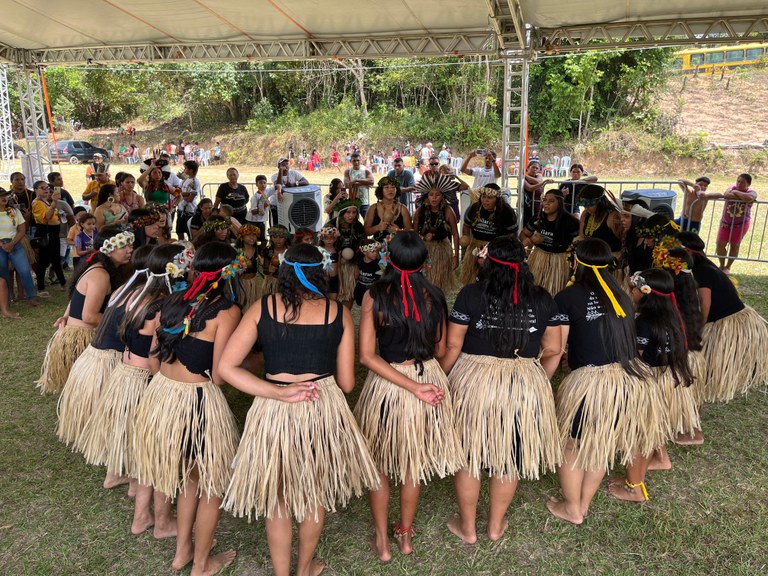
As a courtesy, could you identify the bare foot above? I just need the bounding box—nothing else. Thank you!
[608,480,647,503]
[674,429,704,446]
[191,550,237,576]
[369,535,392,562]
[2,310,20,318]
[446,514,477,544]
[127,480,137,499]
[546,498,583,525]
[154,521,178,540]
[104,473,130,490]
[131,514,154,535]
[487,519,508,542]
[393,524,414,555]
[171,543,193,571]
[297,558,325,576]
[647,458,673,471]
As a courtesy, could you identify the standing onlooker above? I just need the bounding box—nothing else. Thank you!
[85,153,107,183]
[0,186,38,306]
[31,180,66,295]
[83,165,115,212]
[675,176,712,234]
[214,167,250,225]
[176,160,200,240]
[460,151,501,189]
[246,175,271,239]
[715,173,757,274]
[387,157,417,211]
[9,172,35,228]
[344,152,374,217]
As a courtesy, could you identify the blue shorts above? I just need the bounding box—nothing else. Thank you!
[675,217,700,234]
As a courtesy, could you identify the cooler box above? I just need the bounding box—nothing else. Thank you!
[620,188,676,219]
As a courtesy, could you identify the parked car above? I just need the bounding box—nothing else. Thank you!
[48,140,109,164]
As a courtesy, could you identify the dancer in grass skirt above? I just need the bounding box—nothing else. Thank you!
[354,231,463,561]
[236,223,263,312]
[134,242,244,574]
[440,236,563,543]
[221,243,378,576]
[37,226,134,394]
[261,225,290,295]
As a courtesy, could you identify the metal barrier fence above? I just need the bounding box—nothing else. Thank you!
[685,197,768,264]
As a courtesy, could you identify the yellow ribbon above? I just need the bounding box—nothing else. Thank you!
[575,257,626,318]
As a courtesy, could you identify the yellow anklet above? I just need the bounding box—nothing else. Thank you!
[625,479,650,501]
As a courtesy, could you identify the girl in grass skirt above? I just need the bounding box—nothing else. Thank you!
[318,225,340,300]
[236,223,263,312]
[546,238,659,525]
[521,189,580,296]
[37,226,134,395]
[57,244,152,450]
[677,232,768,402]
[412,174,460,293]
[654,245,708,445]
[261,225,290,295]
[78,243,191,538]
[134,242,244,574]
[608,269,697,503]
[328,199,364,306]
[459,186,518,286]
[220,243,378,576]
[440,236,563,543]
[354,231,463,561]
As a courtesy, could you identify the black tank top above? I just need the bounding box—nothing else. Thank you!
[258,295,343,376]
[371,203,406,241]
[377,323,411,363]
[585,213,623,252]
[69,267,109,321]
[174,298,235,375]
[92,304,126,352]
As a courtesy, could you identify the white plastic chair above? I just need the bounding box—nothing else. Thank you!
[544,155,559,177]
[200,150,210,167]
[450,156,463,175]
[557,155,571,178]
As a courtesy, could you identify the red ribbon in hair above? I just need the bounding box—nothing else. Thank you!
[86,252,99,264]
[183,270,220,301]
[651,288,688,350]
[486,254,520,304]
[390,263,422,322]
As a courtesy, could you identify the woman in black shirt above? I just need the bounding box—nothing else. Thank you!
[440,236,562,543]
[521,189,579,296]
[547,238,659,525]
[214,167,250,224]
[459,187,518,286]
[676,232,768,402]
[355,231,462,561]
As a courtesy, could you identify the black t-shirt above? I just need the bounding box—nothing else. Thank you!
[216,183,250,223]
[635,316,671,368]
[356,254,381,287]
[553,283,626,369]
[463,202,518,241]
[189,212,206,233]
[692,264,744,322]
[449,282,558,358]
[525,213,579,253]
[559,181,588,214]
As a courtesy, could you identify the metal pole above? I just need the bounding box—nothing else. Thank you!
[0,66,15,182]
[16,64,52,183]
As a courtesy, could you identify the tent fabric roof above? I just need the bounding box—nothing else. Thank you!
[1,1,767,64]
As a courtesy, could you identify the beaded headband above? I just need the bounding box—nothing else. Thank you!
[100,231,135,255]
[131,213,161,229]
[268,226,290,239]
[202,218,230,233]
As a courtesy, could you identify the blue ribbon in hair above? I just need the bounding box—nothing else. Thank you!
[283,258,323,295]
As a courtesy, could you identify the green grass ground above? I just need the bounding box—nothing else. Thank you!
[1,163,767,575]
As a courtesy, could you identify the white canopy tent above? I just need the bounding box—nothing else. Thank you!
[2,0,767,192]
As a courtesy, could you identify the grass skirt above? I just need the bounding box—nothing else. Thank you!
[36,325,95,395]
[459,238,487,286]
[653,366,700,439]
[448,353,562,481]
[424,239,456,293]
[556,363,663,471]
[56,346,121,447]
[527,248,569,296]
[701,306,768,403]
[338,258,357,302]
[354,358,463,484]
[223,376,379,522]
[688,350,708,406]
[76,362,152,477]
[238,274,263,313]
[134,373,240,499]
[262,275,278,296]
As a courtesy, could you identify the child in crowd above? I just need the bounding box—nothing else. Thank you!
[354,238,383,307]
[318,226,340,300]
[175,160,200,241]
[246,175,271,240]
[261,225,290,295]
[74,213,98,263]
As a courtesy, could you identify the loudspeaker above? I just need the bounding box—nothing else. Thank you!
[277,185,323,232]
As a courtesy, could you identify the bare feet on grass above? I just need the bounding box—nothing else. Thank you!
[103,473,129,490]
[190,550,237,576]
[607,480,647,503]
[153,518,178,540]
[131,513,154,535]
[297,558,325,576]
[2,310,20,318]
[546,498,583,525]
[172,543,194,571]
[393,526,414,555]
[446,514,477,544]
[487,518,508,542]
[674,429,704,446]
[369,535,392,562]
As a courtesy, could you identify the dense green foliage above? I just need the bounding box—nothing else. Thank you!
[11,50,673,146]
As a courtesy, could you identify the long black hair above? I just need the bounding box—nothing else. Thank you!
[119,243,185,343]
[476,236,548,356]
[634,268,694,386]
[573,238,645,377]
[128,208,160,247]
[369,231,447,362]
[153,242,237,364]
[68,225,126,298]
[92,244,153,347]
[277,243,329,323]
[535,189,578,247]
[659,247,703,352]
[193,215,232,249]
[675,232,714,271]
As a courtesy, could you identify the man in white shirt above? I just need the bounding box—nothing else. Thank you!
[460,150,501,188]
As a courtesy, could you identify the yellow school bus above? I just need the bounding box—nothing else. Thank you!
[672,43,768,73]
